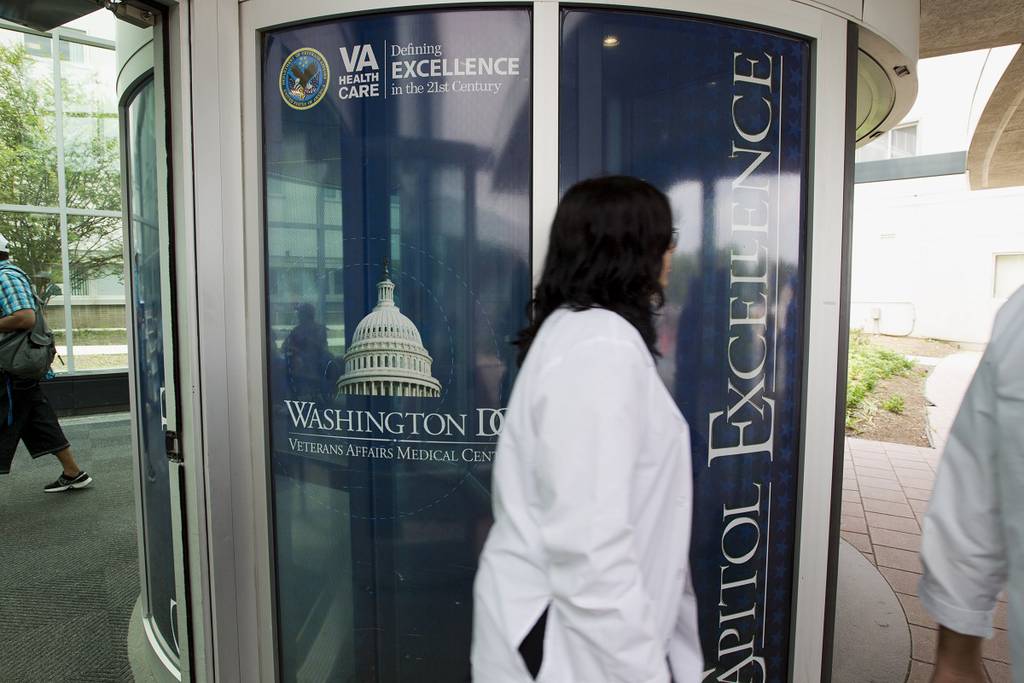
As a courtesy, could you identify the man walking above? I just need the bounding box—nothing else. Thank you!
[0,234,90,492]
[919,285,1023,681]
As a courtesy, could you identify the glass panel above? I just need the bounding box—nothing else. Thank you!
[126,77,178,661]
[61,41,120,211]
[263,9,532,681]
[0,28,59,208]
[67,214,126,371]
[0,211,67,372]
[561,10,810,679]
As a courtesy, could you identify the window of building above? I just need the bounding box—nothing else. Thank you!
[994,253,1024,299]
[22,33,51,58]
[0,13,123,374]
[889,124,918,157]
[59,39,85,64]
[856,123,919,162]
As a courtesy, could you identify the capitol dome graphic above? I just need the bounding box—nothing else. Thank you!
[337,265,442,398]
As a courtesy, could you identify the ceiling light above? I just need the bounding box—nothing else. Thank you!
[603,35,620,48]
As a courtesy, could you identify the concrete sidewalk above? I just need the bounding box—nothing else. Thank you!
[56,344,129,356]
[924,351,982,451]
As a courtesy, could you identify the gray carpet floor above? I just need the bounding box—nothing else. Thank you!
[0,414,137,683]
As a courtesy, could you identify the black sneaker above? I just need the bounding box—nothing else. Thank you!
[43,471,92,492]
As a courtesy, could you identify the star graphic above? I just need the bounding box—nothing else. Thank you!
[780,412,796,435]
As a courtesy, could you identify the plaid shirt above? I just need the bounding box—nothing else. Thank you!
[0,261,36,318]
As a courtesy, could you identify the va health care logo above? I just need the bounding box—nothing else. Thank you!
[279,47,330,110]
[336,42,522,99]
[338,44,381,99]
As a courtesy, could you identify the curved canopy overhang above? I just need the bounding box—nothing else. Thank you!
[0,0,171,31]
[921,0,1024,189]
[967,48,1024,190]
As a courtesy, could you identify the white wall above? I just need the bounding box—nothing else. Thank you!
[851,174,1024,344]
[851,46,1024,344]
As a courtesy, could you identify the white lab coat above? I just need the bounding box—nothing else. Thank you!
[472,308,703,682]
[920,286,1024,679]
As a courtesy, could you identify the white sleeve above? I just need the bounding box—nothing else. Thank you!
[919,356,1007,637]
[532,338,670,683]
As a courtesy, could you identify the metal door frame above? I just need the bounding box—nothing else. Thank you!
[119,9,194,679]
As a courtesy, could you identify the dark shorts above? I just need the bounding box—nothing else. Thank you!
[0,379,70,475]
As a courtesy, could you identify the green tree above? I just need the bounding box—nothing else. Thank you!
[0,41,121,304]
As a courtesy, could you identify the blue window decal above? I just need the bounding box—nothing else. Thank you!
[263,9,532,681]
[560,9,811,679]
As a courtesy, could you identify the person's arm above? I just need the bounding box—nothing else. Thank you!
[919,356,1006,676]
[532,338,669,683]
[0,308,35,332]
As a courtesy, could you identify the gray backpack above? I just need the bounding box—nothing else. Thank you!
[0,268,57,380]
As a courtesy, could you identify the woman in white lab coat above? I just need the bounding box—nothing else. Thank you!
[472,176,703,682]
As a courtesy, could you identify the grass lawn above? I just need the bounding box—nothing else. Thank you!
[52,329,127,346]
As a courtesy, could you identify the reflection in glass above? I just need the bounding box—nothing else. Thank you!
[126,77,178,662]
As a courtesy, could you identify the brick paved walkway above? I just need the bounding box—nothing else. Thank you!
[841,437,1012,681]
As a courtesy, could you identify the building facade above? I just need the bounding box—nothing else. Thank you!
[851,46,1024,345]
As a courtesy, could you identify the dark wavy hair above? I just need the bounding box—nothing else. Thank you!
[516,176,674,365]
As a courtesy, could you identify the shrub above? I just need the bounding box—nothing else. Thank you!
[882,395,905,414]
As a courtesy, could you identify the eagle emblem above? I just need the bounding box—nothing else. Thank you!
[279,47,329,110]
